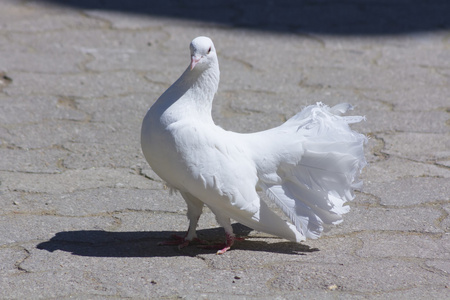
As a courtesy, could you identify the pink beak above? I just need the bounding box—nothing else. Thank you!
[190,55,201,70]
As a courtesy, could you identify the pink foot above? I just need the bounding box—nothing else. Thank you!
[198,234,245,255]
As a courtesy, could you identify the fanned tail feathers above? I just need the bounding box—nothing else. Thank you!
[259,103,367,240]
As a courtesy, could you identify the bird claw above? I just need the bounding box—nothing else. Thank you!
[217,246,231,255]
[197,243,231,255]
[197,234,245,255]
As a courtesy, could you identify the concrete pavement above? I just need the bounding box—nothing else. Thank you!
[0,0,449,298]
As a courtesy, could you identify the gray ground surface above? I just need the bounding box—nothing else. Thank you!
[0,0,449,299]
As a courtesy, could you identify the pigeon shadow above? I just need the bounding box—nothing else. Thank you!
[37,223,318,257]
[37,0,450,35]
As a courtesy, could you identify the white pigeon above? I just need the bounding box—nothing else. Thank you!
[141,36,367,254]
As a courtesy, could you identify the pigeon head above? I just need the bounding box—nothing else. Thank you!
[189,36,217,71]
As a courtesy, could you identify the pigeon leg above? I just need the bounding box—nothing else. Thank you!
[215,214,235,254]
[198,212,245,254]
[182,192,204,241]
[198,232,245,254]
[217,232,242,255]
[158,192,205,249]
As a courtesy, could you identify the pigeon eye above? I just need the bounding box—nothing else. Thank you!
[207,47,211,54]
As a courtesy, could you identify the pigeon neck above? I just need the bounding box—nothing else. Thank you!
[174,65,219,122]
[188,66,219,107]
[152,63,220,126]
